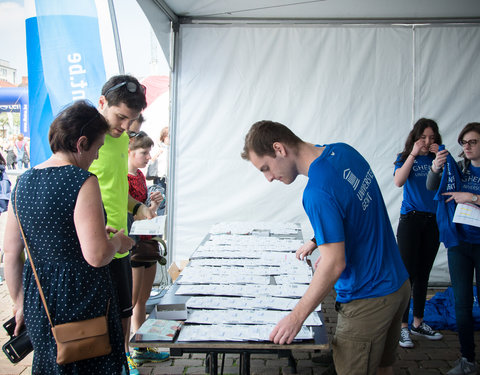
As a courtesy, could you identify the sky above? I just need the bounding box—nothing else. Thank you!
[0,0,169,84]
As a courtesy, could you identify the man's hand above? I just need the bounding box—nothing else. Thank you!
[148,191,163,214]
[269,313,303,344]
[296,240,317,260]
[136,203,156,220]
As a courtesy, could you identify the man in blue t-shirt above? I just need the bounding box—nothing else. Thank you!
[241,121,409,375]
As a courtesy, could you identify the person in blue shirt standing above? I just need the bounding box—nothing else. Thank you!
[241,121,409,375]
[394,118,444,348]
[427,122,480,375]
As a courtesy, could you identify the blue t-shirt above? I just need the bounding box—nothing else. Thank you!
[394,154,436,214]
[459,163,480,244]
[303,143,408,303]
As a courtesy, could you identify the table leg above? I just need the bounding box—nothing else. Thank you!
[239,352,250,375]
[205,352,218,375]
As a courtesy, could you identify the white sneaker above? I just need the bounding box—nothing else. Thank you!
[399,327,414,348]
[411,322,443,340]
[447,357,478,375]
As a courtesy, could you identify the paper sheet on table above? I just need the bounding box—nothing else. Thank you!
[453,203,480,228]
[129,215,166,235]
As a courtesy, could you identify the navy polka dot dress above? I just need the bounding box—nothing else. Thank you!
[13,166,127,374]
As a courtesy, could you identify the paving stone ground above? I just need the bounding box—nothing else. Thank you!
[0,172,478,374]
[0,283,478,375]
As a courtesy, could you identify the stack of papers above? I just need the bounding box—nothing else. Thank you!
[178,324,313,342]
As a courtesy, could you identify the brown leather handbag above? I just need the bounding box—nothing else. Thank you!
[15,187,112,365]
[131,238,167,265]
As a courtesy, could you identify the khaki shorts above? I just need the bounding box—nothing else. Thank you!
[332,280,410,375]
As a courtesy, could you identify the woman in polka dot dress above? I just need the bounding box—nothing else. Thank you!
[3,101,135,374]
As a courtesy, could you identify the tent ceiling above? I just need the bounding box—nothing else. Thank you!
[161,0,480,22]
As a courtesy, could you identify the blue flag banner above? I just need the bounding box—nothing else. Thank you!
[434,146,462,248]
[26,0,106,166]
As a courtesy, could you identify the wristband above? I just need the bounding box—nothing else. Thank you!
[132,202,142,216]
[311,237,317,245]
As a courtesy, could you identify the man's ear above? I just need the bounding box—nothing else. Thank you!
[98,96,107,111]
[273,142,287,157]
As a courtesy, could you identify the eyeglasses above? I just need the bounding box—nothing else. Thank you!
[104,81,146,97]
[127,131,147,139]
[459,139,479,147]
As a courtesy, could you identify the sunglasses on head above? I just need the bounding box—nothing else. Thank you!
[128,131,147,139]
[104,81,146,97]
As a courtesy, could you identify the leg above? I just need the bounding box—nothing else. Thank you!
[448,243,475,362]
[131,265,145,333]
[411,216,439,324]
[132,263,156,333]
[396,214,418,326]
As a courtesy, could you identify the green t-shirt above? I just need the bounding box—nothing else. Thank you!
[89,132,129,258]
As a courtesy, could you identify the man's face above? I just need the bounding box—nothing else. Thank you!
[248,147,298,185]
[99,98,141,138]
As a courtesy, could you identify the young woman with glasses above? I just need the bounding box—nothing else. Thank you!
[394,118,444,349]
[427,122,480,375]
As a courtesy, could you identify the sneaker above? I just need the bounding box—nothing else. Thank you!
[399,327,414,348]
[132,347,170,364]
[126,353,140,375]
[411,322,443,340]
[447,357,478,375]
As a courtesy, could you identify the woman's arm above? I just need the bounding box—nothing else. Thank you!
[393,139,425,187]
[74,176,134,267]
[3,203,26,335]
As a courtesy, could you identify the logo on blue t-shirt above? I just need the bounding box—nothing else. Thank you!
[343,168,360,189]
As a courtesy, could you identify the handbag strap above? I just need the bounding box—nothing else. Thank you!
[14,183,55,330]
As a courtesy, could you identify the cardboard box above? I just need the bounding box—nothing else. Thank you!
[153,303,187,320]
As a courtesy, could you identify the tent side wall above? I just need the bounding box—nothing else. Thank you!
[168,23,480,285]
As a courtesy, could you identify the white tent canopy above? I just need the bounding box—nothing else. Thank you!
[137,0,480,284]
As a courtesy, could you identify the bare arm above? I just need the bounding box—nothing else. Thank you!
[269,241,346,344]
[74,176,134,267]
[3,203,26,335]
[393,140,426,187]
[128,194,157,220]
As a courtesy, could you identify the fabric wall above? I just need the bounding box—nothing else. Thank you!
[172,24,480,284]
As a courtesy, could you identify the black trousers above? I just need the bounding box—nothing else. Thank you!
[397,211,440,323]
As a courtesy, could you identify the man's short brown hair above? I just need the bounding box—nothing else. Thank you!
[241,120,303,160]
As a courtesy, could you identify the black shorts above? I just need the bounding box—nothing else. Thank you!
[131,260,156,268]
[109,255,133,319]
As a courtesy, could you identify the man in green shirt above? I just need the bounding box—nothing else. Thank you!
[90,75,160,374]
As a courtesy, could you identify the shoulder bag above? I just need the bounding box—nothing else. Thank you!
[14,186,111,365]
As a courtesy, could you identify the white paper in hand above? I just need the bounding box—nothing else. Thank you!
[130,215,166,235]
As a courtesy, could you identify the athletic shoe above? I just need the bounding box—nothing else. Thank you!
[126,353,140,375]
[399,327,414,348]
[132,347,170,364]
[410,322,443,340]
[447,357,478,375]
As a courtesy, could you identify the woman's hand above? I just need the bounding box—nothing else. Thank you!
[13,306,25,336]
[295,240,317,260]
[432,149,449,172]
[411,139,425,156]
[111,229,135,254]
[429,143,440,154]
[443,192,477,204]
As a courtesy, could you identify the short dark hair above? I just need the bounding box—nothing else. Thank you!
[241,120,303,160]
[49,100,109,153]
[102,75,147,112]
[128,131,154,151]
[458,122,480,158]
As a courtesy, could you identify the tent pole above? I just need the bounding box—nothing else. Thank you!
[107,0,125,74]
[165,22,179,281]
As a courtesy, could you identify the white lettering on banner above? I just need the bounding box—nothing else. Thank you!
[67,53,88,100]
[0,104,21,111]
[22,104,28,133]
